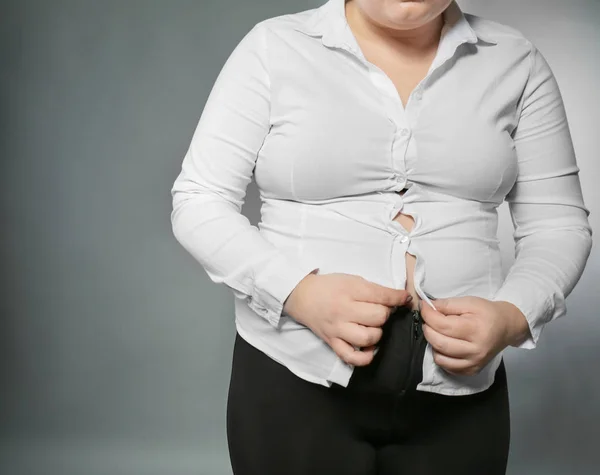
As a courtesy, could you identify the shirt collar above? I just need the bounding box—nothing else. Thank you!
[293,0,498,54]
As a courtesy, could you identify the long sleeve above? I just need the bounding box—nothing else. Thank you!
[490,42,593,349]
[170,22,319,329]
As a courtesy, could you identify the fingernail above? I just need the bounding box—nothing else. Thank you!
[406,295,413,302]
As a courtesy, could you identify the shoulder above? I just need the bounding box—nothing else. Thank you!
[465,12,547,76]
[466,14,563,107]
[223,6,320,74]
[465,12,534,51]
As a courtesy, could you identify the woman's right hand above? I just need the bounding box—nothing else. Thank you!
[283,273,413,367]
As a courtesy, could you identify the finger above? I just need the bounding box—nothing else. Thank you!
[432,296,475,317]
[336,322,383,349]
[330,337,375,367]
[432,350,480,376]
[431,350,472,374]
[422,323,474,359]
[353,280,413,309]
[421,306,472,341]
[347,301,396,327]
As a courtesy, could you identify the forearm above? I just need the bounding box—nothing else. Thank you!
[490,225,593,348]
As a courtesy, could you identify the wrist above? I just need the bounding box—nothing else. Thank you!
[283,271,318,320]
[495,301,532,348]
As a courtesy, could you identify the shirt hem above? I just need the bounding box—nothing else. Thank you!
[235,314,501,396]
[234,320,334,388]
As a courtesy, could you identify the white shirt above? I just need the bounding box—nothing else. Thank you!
[170,0,593,395]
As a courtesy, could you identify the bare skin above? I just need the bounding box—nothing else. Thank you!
[284,0,532,373]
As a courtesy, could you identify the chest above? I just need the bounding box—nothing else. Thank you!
[255,36,526,204]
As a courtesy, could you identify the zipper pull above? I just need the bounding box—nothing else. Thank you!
[412,309,420,340]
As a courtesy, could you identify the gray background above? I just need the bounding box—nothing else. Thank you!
[1,0,598,474]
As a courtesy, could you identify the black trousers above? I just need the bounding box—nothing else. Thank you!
[227,305,510,475]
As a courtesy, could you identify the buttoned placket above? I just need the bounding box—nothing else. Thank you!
[330,19,477,238]
[313,0,484,389]
[322,16,482,362]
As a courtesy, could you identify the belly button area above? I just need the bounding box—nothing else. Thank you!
[391,190,420,312]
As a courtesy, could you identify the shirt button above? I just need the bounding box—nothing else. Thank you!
[399,128,410,137]
[400,235,409,243]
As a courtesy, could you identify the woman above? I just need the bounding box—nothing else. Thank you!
[170,0,593,473]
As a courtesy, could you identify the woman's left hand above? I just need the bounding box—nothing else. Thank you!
[420,296,531,376]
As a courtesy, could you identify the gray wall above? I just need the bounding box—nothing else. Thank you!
[1,1,598,474]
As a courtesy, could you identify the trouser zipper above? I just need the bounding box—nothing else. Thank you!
[398,308,424,395]
[412,308,422,341]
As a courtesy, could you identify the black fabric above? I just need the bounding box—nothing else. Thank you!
[226,306,510,475]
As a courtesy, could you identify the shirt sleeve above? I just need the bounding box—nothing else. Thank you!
[490,42,593,349]
[170,22,319,328]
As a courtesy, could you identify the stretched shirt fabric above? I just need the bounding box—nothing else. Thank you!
[170,0,593,395]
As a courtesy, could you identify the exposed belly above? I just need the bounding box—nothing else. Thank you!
[394,187,420,311]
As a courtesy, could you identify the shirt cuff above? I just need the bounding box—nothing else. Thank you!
[490,282,555,349]
[247,254,320,328]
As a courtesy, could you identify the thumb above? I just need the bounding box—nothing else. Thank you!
[358,279,412,307]
[395,288,413,306]
[432,297,468,316]
[383,287,412,308]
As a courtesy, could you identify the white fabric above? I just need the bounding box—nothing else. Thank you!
[170,0,593,395]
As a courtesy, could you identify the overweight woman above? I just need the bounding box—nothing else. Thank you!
[170,0,593,473]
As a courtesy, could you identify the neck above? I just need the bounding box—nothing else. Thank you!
[344,0,445,54]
